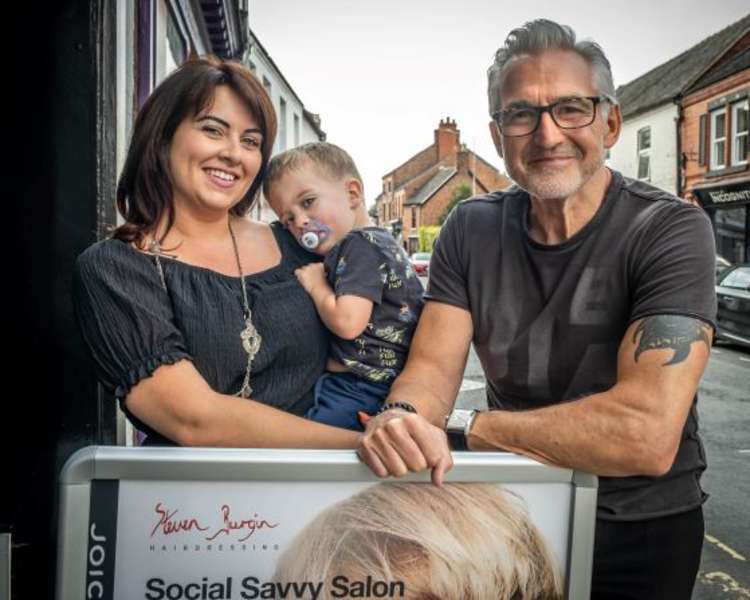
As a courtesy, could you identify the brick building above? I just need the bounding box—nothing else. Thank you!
[681,26,750,265]
[375,118,511,254]
[609,14,750,195]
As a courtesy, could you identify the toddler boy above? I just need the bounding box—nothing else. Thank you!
[264,142,424,431]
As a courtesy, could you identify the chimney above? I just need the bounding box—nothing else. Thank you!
[434,117,460,162]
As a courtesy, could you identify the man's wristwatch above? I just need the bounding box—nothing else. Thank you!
[444,408,479,451]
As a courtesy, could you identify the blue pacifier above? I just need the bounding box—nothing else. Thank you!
[297,219,332,251]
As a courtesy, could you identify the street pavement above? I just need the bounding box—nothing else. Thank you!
[693,342,750,600]
[452,337,750,599]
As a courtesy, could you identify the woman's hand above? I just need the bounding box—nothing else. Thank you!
[295,263,327,295]
[357,409,454,486]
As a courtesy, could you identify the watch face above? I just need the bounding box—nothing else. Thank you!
[447,409,475,431]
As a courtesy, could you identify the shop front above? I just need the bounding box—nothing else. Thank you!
[694,178,750,265]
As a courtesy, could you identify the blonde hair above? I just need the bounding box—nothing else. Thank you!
[263,141,363,198]
[273,482,562,600]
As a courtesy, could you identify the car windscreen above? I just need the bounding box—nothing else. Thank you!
[720,267,750,291]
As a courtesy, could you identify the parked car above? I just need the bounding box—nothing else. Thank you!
[716,255,733,280]
[715,264,750,348]
[410,252,431,276]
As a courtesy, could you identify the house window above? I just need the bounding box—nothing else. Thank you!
[293,113,300,147]
[262,76,272,98]
[731,99,748,166]
[636,127,650,180]
[279,97,287,151]
[710,108,727,170]
[411,207,417,228]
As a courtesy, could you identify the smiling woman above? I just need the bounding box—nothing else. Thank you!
[72,57,359,449]
[168,86,264,218]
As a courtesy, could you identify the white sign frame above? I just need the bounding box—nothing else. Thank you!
[57,446,597,599]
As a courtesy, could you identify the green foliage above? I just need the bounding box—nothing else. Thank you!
[439,183,473,225]
[418,226,441,252]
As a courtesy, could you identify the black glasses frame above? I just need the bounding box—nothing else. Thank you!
[492,96,609,137]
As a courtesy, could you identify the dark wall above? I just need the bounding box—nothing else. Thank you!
[8,1,117,596]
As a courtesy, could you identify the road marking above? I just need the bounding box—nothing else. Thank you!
[459,379,486,392]
[698,571,750,598]
[739,449,750,454]
[712,348,723,354]
[705,534,747,561]
[739,356,750,363]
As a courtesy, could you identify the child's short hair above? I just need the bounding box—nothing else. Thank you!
[263,142,363,198]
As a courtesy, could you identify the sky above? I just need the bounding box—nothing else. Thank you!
[251,0,750,206]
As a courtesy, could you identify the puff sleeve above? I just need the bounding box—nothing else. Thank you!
[73,240,192,400]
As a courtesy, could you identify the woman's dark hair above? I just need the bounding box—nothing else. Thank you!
[113,55,277,246]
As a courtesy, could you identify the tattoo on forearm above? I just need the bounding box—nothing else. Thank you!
[633,315,711,365]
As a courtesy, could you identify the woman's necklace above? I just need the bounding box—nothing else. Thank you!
[228,218,262,398]
[147,221,261,398]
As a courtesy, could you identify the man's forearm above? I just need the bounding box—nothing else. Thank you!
[469,385,674,477]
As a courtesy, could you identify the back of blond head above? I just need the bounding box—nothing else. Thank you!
[273,482,562,600]
[263,141,363,198]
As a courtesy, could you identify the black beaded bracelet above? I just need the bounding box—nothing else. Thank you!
[378,401,418,415]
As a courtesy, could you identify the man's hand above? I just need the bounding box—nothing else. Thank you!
[294,263,327,295]
[355,301,473,485]
[357,409,454,486]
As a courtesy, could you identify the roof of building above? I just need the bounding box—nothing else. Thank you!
[201,2,245,59]
[383,144,435,180]
[616,13,750,119]
[302,109,326,141]
[404,167,457,206]
[686,45,750,94]
[460,145,506,176]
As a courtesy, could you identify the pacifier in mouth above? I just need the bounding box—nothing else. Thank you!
[297,219,332,251]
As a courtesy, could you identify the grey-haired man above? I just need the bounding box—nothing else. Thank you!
[358,19,716,599]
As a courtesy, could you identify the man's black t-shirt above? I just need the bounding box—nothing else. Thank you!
[427,170,717,520]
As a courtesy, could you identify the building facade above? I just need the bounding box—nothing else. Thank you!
[243,29,326,221]
[8,1,319,595]
[608,103,679,194]
[609,14,750,196]
[681,33,750,265]
[376,118,510,254]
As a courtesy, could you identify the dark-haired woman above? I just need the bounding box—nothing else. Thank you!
[74,57,358,448]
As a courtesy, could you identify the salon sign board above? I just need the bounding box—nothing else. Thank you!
[57,447,597,600]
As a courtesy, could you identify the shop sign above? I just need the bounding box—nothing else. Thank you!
[57,447,597,600]
[696,183,750,207]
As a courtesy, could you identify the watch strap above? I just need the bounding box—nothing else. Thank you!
[447,428,469,451]
[445,409,478,451]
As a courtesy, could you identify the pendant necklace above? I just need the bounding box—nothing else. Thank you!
[147,222,261,397]
[228,217,262,398]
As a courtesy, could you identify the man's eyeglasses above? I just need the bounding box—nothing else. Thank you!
[492,96,609,137]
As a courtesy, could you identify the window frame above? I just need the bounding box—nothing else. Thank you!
[278,96,287,152]
[710,107,727,170]
[636,126,651,181]
[730,99,749,167]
